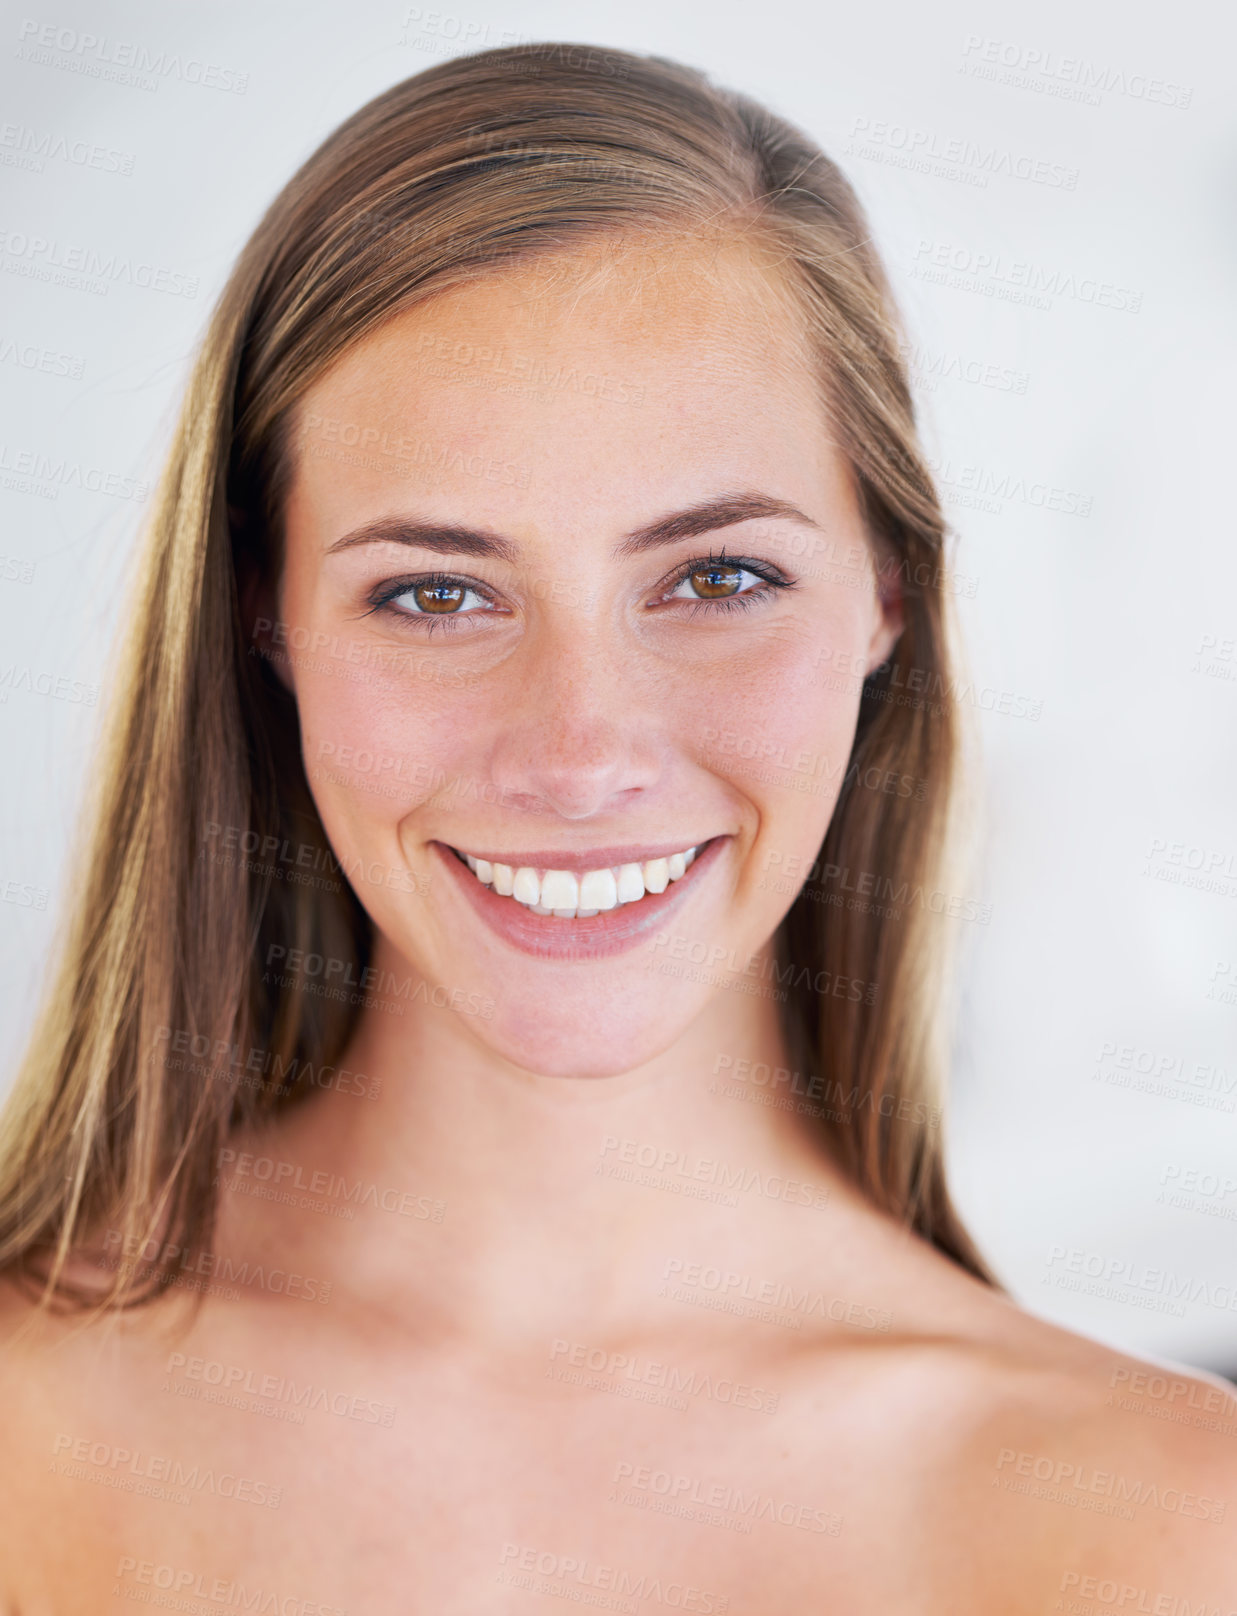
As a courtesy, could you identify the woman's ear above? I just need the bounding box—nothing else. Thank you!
[235,538,295,695]
[866,553,905,672]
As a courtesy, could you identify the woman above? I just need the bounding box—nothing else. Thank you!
[0,42,1231,1611]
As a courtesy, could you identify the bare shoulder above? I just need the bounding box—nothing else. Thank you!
[749,1220,1237,1611]
[0,1271,113,1511]
[0,1271,84,1595]
[898,1272,1237,1606]
[0,1267,196,1604]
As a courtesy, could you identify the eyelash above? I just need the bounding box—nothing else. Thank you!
[365,572,492,637]
[364,551,797,635]
[664,550,796,619]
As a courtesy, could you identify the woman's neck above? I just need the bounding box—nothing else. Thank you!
[226,930,884,1347]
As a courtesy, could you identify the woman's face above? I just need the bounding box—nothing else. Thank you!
[276,234,901,1077]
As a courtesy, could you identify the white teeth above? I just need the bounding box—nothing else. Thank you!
[579,868,618,911]
[616,863,645,904]
[457,843,704,917]
[643,858,670,894]
[513,867,540,904]
[540,870,579,910]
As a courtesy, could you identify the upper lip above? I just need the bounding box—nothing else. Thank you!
[440,837,719,873]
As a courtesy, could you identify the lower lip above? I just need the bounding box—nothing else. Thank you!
[432,838,727,961]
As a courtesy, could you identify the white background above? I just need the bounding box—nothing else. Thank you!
[0,0,1233,1372]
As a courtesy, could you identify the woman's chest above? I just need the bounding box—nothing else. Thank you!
[11,1315,1077,1615]
[22,1339,945,1613]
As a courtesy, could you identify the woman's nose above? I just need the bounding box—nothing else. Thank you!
[484,628,661,820]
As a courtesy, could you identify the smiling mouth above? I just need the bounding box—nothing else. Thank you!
[446,843,704,919]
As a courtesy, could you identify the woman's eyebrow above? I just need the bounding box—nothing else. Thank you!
[616,493,821,556]
[323,492,821,563]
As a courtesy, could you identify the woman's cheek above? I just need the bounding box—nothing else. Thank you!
[696,649,862,918]
[690,632,861,797]
[296,661,470,834]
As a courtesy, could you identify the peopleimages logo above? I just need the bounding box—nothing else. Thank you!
[100,1228,332,1305]
[909,239,1142,315]
[163,1352,398,1427]
[113,1560,346,1616]
[0,227,199,298]
[610,1461,842,1535]
[496,1543,730,1612]
[15,19,249,93]
[899,339,1030,396]
[994,1447,1224,1523]
[0,441,148,500]
[214,1146,446,1225]
[0,663,98,704]
[51,1433,281,1508]
[547,1338,780,1414]
[848,114,1080,190]
[959,34,1193,109]
[598,1135,831,1210]
[647,930,878,1004]
[1043,1244,1237,1317]
[0,332,83,379]
[660,1258,892,1333]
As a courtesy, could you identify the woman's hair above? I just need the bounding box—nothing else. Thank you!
[0,40,998,1309]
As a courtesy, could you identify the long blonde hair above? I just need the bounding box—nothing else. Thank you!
[0,41,998,1308]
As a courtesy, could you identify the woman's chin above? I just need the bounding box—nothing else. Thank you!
[477,998,694,1082]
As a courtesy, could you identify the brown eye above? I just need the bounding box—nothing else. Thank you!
[413,581,467,613]
[661,558,781,612]
[382,576,493,624]
[687,565,743,599]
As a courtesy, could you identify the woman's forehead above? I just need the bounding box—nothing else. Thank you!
[303,229,816,406]
[280,234,846,551]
